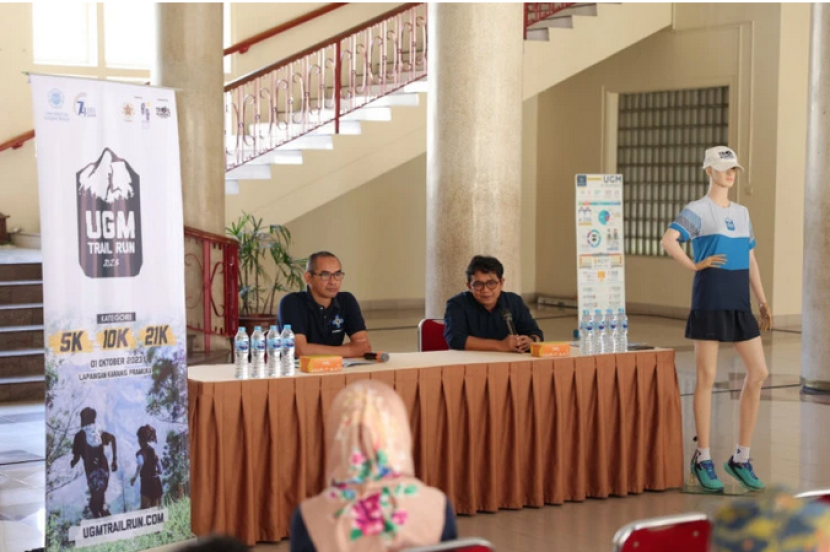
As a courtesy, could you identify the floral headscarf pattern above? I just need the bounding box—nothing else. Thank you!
[713,487,830,552]
[300,380,447,552]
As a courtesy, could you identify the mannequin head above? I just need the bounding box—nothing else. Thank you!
[706,166,737,190]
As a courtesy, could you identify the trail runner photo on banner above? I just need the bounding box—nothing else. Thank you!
[30,74,191,552]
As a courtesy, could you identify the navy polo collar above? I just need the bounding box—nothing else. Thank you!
[303,286,341,311]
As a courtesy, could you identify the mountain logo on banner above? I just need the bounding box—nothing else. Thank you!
[76,148,143,278]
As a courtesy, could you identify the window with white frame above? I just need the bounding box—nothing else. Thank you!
[617,86,730,257]
[33,3,232,73]
[32,3,98,67]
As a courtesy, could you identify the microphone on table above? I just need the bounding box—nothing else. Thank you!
[502,308,517,336]
[363,351,390,363]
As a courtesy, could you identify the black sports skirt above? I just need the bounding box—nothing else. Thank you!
[685,310,760,342]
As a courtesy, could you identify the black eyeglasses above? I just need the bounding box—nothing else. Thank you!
[470,280,500,291]
[310,271,346,282]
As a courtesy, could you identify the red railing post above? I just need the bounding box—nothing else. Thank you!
[201,239,212,353]
[224,242,239,337]
[184,226,239,354]
[334,40,342,135]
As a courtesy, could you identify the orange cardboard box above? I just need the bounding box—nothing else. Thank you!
[530,341,571,358]
[300,355,343,373]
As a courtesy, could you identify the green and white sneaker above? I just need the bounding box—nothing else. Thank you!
[724,457,765,491]
[689,450,725,493]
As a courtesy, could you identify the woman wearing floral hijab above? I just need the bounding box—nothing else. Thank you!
[290,380,457,552]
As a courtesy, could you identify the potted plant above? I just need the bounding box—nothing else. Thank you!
[226,212,306,336]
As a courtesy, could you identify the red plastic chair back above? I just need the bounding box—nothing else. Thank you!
[402,538,493,552]
[418,318,449,352]
[613,513,711,552]
[796,489,830,506]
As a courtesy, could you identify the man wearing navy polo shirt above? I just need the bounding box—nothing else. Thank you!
[278,251,371,358]
[443,255,543,352]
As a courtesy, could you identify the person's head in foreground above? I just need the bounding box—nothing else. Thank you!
[712,487,830,552]
[297,380,450,552]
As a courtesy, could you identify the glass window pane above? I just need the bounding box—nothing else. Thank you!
[618,86,729,256]
[33,3,97,66]
[104,3,154,69]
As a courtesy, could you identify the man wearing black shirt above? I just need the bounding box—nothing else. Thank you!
[279,251,371,358]
[444,255,543,352]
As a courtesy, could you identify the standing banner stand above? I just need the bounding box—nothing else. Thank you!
[575,174,626,314]
[30,74,191,551]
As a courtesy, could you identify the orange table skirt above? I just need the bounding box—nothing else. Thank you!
[188,350,684,545]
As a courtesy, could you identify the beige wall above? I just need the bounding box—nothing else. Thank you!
[229,3,402,80]
[535,3,809,318]
[773,4,810,320]
[1,4,40,234]
[0,3,811,317]
[0,3,400,234]
[282,97,541,306]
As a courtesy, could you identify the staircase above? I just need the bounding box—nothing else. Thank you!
[0,250,44,402]
[225,2,673,224]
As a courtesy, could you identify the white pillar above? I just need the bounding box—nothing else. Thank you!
[425,3,524,318]
[802,3,830,392]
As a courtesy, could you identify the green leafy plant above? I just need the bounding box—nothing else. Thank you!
[226,212,306,315]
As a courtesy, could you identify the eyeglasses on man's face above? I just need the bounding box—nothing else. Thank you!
[470,279,500,292]
[310,271,346,282]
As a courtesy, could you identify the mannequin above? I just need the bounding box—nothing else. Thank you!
[660,146,771,493]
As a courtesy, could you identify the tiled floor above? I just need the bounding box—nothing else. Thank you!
[2,308,827,552]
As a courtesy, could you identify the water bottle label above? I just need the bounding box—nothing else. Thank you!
[622,322,629,330]
[236,342,249,352]
[254,339,266,351]
[284,339,295,348]
[267,338,279,349]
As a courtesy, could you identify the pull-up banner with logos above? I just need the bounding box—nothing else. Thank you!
[30,74,191,552]
[575,174,627,315]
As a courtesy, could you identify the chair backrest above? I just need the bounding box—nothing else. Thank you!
[402,538,494,552]
[418,318,449,352]
[796,489,830,506]
[612,513,711,552]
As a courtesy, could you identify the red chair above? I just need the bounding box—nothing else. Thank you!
[402,538,494,552]
[418,318,449,352]
[613,512,711,552]
[796,489,830,505]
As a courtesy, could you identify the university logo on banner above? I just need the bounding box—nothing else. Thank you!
[30,74,190,552]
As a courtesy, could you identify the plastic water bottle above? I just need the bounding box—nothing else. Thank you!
[280,325,296,376]
[579,310,594,354]
[617,308,629,351]
[267,325,281,377]
[606,309,618,352]
[234,327,249,379]
[251,326,266,378]
[594,309,606,353]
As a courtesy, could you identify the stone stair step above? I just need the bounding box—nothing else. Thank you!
[0,304,44,328]
[0,349,44,378]
[0,325,44,349]
[0,263,42,282]
[0,281,43,305]
[0,375,44,403]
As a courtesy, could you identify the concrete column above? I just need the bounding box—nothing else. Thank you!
[153,4,228,355]
[425,3,524,318]
[152,3,225,235]
[802,3,830,392]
